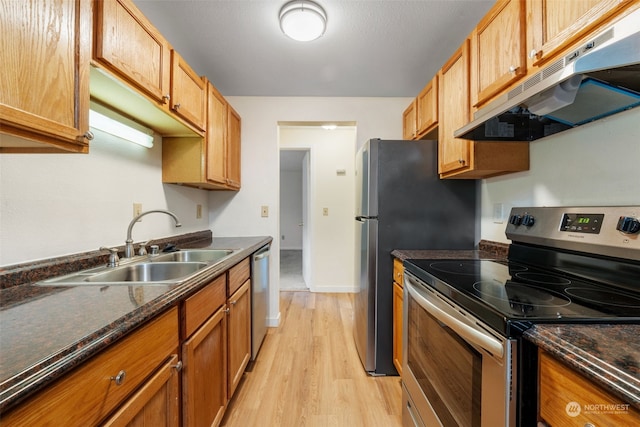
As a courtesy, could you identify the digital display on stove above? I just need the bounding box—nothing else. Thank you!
[560,213,604,234]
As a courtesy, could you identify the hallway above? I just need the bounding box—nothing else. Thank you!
[280,249,307,290]
[221,292,402,427]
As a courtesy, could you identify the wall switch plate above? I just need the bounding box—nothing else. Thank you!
[261,206,269,217]
[133,203,143,221]
[196,204,202,219]
[323,207,329,216]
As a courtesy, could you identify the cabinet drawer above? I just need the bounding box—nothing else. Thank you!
[228,257,250,295]
[539,350,640,426]
[2,307,179,426]
[184,274,226,338]
[393,258,404,287]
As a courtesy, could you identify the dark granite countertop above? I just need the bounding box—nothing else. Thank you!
[391,239,510,261]
[0,234,272,413]
[525,324,640,410]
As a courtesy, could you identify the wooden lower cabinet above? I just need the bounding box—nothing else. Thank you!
[182,306,228,427]
[102,354,180,427]
[539,350,640,426]
[0,308,179,426]
[392,257,404,375]
[181,257,252,427]
[227,279,251,397]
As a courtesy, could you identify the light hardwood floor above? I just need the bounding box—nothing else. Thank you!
[221,291,402,427]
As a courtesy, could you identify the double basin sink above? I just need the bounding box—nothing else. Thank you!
[38,249,235,286]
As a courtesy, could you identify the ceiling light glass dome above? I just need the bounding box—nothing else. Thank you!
[279,0,327,42]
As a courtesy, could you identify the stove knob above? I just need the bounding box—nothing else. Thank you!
[510,214,522,225]
[616,216,640,234]
[522,214,535,227]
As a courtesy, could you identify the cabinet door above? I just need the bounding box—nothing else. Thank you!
[94,0,171,105]
[392,281,403,376]
[539,351,640,426]
[227,279,251,397]
[0,0,91,153]
[416,77,438,138]
[527,0,631,66]
[206,83,228,186]
[226,104,242,189]
[438,40,471,176]
[102,355,180,427]
[470,0,526,107]
[402,101,417,140]
[183,306,228,427]
[170,50,206,132]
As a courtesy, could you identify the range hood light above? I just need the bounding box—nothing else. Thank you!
[89,105,155,148]
[526,75,582,116]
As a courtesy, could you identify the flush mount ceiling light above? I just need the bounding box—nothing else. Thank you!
[279,0,327,42]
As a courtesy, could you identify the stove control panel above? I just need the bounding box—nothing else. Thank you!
[505,206,640,261]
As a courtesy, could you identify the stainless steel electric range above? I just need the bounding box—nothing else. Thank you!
[401,206,640,427]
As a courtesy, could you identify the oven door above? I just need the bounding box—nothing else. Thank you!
[402,272,516,427]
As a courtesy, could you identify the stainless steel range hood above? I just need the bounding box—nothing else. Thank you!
[455,9,640,142]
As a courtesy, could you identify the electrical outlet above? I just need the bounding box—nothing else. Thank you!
[133,203,143,220]
[196,204,202,219]
[493,203,504,224]
[261,206,269,217]
[323,208,329,216]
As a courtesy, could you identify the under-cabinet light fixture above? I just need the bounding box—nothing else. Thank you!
[89,103,155,148]
[279,0,327,42]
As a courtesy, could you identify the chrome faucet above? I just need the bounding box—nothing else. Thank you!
[124,210,182,258]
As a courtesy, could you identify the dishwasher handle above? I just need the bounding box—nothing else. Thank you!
[253,245,270,260]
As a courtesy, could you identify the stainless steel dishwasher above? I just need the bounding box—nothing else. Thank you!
[251,244,270,360]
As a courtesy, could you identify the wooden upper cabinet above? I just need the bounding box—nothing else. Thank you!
[438,41,471,176]
[170,50,206,132]
[416,76,438,138]
[226,104,242,190]
[402,101,417,140]
[527,0,632,67]
[0,0,91,153]
[206,84,229,186]
[94,0,171,105]
[470,0,526,108]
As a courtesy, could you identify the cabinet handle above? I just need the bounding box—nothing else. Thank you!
[458,159,465,165]
[529,49,538,59]
[110,370,126,385]
[231,300,237,305]
[173,360,183,372]
[174,103,181,109]
[509,65,518,73]
[224,307,230,314]
[162,94,170,103]
[83,130,94,141]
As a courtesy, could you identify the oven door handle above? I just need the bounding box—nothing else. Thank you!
[406,280,504,358]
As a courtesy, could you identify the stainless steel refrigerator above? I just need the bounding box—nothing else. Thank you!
[354,139,477,375]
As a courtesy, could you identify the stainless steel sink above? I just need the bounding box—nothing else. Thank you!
[150,249,234,263]
[37,248,236,287]
[84,262,207,283]
[38,262,208,286]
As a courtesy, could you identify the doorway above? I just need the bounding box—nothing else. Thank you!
[279,149,309,290]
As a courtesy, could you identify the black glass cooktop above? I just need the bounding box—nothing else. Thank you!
[404,259,640,336]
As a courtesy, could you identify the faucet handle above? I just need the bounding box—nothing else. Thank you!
[138,241,151,256]
[100,247,120,267]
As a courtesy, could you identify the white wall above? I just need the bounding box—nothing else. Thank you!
[0,130,209,266]
[481,108,640,243]
[279,169,303,249]
[279,126,357,293]
[208,96,410,326]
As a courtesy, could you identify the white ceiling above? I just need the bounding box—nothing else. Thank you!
[133,0,494,97]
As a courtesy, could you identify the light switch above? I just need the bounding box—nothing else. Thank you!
[133,203,142,220]
[323,208,329,216]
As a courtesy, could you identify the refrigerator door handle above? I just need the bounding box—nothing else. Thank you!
[356,215,378,222]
